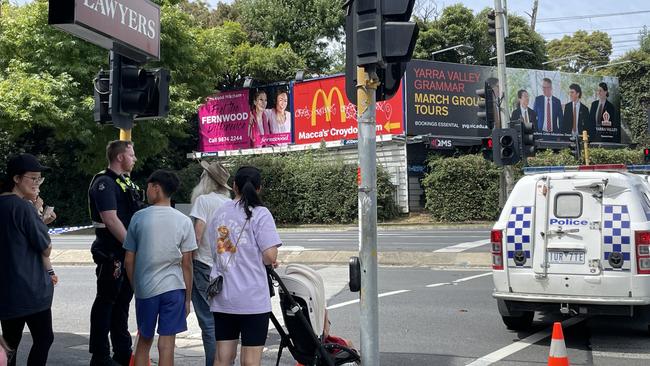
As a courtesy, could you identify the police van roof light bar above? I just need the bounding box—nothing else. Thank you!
[523,164,634,175]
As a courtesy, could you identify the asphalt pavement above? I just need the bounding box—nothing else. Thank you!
[10,265,650,365]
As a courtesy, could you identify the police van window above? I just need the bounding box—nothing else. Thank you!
[555,193,582,218]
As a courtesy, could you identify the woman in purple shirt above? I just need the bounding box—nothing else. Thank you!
[207,166,281,366]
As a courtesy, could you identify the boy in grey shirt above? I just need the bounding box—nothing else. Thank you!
[124,170,197,366]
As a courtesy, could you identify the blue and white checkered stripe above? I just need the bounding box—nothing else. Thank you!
[48,225,93,235]
[603,205,631,271]
[506,206,533,268]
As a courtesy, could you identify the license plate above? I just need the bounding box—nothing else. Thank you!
[547,251,585,264]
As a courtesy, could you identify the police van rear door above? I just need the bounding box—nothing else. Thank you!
[532,177,604,276]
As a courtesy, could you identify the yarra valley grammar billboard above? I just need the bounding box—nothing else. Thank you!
[405,60,624,144]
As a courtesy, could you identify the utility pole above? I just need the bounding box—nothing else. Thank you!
[494,0,515,197]
[357,65,379,366]
[530,0,539,31]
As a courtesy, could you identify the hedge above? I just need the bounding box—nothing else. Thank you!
[422,148,646,222]
[177,151,399,225]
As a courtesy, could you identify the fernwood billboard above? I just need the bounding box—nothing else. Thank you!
[405,60,624,143]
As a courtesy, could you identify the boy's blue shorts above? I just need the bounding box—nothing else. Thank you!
[135,289,187,339]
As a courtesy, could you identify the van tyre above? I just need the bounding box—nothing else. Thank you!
[501,311,534,331]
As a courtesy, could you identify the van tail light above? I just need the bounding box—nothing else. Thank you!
[635,231,650,274]
[491,229,504,270]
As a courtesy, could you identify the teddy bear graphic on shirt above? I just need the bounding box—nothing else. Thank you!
[216,225,237,254]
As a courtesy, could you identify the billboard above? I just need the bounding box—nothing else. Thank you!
[198,90,251,152]
[404,60,624,143]
[293,75,404,145]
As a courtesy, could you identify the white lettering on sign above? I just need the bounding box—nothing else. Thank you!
[83,0,157,40]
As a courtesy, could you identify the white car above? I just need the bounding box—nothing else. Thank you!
[491,164,650,331]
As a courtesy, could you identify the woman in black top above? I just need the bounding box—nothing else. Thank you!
[0,154,54,366]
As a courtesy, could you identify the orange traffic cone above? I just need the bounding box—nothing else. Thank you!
[548,322,570,366]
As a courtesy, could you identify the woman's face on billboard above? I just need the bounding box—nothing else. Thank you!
[255,93,267,111]
[277,93,288,111]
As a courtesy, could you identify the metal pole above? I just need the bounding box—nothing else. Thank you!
[357,65,379,366]
[119,129,131,141]
[582,130,590,165]
[495,0,515,196]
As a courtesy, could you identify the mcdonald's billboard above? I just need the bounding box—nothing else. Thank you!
[293,75,404,145]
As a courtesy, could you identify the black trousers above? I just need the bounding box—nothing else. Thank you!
[88,259,133,364]
[1,309,53,366]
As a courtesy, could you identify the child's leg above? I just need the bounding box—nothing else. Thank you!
[157,335,176,366]
[134,336,154,366]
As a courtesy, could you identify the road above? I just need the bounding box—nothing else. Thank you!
[10,265,650,365]
[52,227,492,252]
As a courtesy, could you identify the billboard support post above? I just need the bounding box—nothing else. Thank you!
[357,65,379,366]
[494,0,515,199]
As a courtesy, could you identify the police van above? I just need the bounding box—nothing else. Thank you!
[491,164,650,331]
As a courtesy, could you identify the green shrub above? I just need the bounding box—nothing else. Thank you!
[422,154,500,222]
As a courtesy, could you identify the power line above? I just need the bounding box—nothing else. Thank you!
[539,25,647,35]
[537,10,650,23]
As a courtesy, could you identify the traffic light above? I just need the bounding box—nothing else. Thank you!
[93,70,110,123]
[108,52,171,130]
[644,148,650,163]
[344,0,419,103]
[481,137,493,161]
[476,82,496,129]
[487,10,497,37]
[569,136,580,160]
[492,128,521,166]
[519,120,536,158]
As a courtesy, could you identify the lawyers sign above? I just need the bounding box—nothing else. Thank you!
[49,0,160,60]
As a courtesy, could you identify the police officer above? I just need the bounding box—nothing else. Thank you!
[88,140,144,366]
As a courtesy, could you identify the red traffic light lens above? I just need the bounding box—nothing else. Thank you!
[487,138,493,148]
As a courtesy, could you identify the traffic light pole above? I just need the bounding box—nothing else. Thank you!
[357,65,379,366]
[494,0,515,200]
[119,129,131,141]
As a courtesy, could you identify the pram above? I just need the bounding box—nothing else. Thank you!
[267,264,361,366]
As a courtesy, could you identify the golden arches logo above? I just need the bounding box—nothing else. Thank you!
[311,87,346,126]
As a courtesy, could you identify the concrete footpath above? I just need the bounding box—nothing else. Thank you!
[51,248,491,268]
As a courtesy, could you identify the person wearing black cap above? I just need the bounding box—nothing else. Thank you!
[88,140,144,366]
[0,153,54,366]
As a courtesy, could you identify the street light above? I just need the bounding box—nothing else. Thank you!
[431,44,474,60]
[590,60,633,70]
[541,54,583,65]
[489,49,534,60]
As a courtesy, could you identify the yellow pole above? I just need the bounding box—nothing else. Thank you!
[119,129,132,141]
[582,130,590,165]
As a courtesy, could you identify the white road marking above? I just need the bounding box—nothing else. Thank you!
[434,239,490,253]
[326,290,411,310]
[453,272,492,283]
[426,282,449,288]
[591,351,650,360]
[465,317,585,366]
[278,245,317,251]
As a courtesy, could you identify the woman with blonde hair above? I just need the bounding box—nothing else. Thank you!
[189,161,232,366]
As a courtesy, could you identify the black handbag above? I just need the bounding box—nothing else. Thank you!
[207,219,248,299]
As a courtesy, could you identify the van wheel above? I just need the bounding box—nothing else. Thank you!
[501,312,534,331]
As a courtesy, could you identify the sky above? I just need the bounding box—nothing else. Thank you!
[12,0,648,59]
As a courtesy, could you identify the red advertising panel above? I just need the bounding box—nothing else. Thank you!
[293,75,404,144]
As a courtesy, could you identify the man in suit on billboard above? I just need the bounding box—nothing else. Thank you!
[589,82,620,142]
[511,89,537,129]
[562,83,589,137]
[533,78,563,133]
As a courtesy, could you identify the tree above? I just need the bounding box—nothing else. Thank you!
[234,0,345,74]
[546,31,612,73]
[413,5,546,69]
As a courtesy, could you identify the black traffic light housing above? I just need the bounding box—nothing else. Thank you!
[476,82,497,130]
[93,69,110,123]
[492,128,521,166]
[487,10,496,37]
[106,52,171,130]
[344,0,419,103]
[644,148,650,163]
[569,136,580,160]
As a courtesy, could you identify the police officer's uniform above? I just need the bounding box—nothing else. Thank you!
[88,169,144,366]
